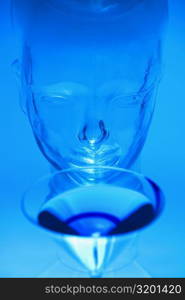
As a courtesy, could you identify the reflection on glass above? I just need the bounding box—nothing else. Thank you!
[22,167,164,277]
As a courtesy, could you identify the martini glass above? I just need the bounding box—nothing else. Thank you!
[22,167,164,278]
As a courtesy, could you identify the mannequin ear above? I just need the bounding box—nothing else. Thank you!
[12,58,27,114]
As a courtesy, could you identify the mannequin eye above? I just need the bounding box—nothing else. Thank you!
[40,95,70,105]
[110,94,140,108]
[32,81,88,105]
[32,89,75,105]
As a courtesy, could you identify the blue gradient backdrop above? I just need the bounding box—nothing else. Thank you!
[0,0,185,277]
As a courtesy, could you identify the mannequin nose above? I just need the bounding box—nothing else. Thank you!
[78,120,108,146]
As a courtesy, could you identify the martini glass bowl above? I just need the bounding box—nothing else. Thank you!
[22,167,164,277]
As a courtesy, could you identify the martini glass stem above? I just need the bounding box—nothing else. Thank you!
[90,271,103,278]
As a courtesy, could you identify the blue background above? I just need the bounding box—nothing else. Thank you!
[0,0,185,277]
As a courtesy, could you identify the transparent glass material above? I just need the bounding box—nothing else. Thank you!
[12,0,168,171]
[22,167,164,277]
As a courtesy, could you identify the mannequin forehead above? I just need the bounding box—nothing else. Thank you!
[27,44,150,88]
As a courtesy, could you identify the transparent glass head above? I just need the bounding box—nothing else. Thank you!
[13,0,168,170]
[22,167,164,277]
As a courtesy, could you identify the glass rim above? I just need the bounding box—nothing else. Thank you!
[21,166,165,239]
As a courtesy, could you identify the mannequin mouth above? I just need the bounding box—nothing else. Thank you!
[68,144,121,167]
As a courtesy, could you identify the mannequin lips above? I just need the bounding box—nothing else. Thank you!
[69,144,121,167]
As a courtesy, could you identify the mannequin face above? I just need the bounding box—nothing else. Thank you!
[18,0,166,170]
[24,47,158,170]
[29,81,153,170]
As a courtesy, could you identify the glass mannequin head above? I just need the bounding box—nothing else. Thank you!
[13,0,168,170]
